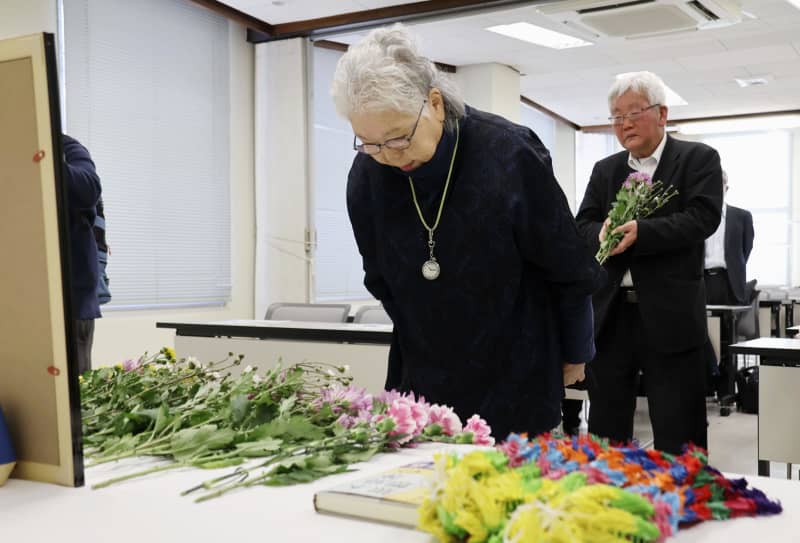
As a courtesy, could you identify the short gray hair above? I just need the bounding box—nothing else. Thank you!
[330,23,465,133]
[608,71,666,111]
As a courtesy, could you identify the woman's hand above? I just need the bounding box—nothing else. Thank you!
[563,363,586,386]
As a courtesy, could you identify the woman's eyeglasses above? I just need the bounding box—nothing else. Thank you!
[354,101,427,155]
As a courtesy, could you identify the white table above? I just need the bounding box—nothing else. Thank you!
[1,444,798,542]
[730,338,800,477]
[157,319,393,394]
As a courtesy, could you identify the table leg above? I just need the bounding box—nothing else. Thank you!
[717,311,737,415]
[758,459,770,477]
[771,305,780,337]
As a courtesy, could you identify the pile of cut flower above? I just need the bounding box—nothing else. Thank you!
[80,348,492,501]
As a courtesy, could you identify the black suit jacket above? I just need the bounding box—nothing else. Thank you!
[576,136,723,353]
[723,205,754,304]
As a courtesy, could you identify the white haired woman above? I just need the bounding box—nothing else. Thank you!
[332,24,604,439]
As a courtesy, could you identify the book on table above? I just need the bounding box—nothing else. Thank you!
[313,461,435,527]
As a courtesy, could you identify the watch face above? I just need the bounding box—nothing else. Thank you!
[422,259,440,280]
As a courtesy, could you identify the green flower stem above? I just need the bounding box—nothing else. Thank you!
[192,435,387,502]
[92,461,187,489]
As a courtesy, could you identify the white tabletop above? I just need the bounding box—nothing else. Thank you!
[1,444,798,543]
[210,319,393,333]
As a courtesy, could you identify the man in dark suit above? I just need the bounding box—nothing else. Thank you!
[576,71,723,455]
[704,171,755,305]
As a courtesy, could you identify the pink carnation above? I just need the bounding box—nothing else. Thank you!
[428,404,462,436]
[464,414,494,446]
[386,400,418,444]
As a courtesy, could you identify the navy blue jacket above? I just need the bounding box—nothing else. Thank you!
[62,135,102,320]
[347,107,604,438]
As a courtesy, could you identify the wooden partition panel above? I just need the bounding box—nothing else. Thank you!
[0,33,83,486]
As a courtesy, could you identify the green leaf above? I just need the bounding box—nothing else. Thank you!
[278,396,297,417]
[247,416,324,441]
[205,428,237,450]
[264,465,349,486]
[170,425,235,460]
[153,403,172,435]
[336,445,381,464]
[234,437,284,457]
[230,394,250,425]
[188,409,215,426]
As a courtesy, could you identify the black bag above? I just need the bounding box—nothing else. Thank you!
[736,366,758,414]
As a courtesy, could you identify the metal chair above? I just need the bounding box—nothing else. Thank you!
[352,305,392,325]
[264,303,351,323]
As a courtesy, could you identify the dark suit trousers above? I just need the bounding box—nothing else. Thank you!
[705,269,737,305]
[587,298,708,454]
[75,319,95,374]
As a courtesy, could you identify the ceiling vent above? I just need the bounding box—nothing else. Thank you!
[536,0,742,39]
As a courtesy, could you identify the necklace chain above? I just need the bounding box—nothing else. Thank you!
[407,123,460,256]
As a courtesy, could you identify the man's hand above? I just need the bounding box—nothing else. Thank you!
[599,218,611,242]
[609,220,638,256]
[563,363,586,386]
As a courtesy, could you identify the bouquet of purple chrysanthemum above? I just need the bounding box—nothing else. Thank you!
[596,171,678,264]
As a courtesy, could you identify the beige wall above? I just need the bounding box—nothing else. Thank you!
[0,0,56,39]
[454,63,521,124]
[2,5,256,366]
[93,21,255,366]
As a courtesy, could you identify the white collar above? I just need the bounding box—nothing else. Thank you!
[627,133,667,169]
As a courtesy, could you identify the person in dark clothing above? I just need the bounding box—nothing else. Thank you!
[331,24,604,439]
[62,134,103,374]
[704,171,754,305]
[575,72,722,455]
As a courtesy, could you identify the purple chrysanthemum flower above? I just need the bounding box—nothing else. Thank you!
[312,384,373,415]
[122,358,143,372]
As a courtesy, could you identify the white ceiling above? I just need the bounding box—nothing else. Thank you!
[220,0,800,126]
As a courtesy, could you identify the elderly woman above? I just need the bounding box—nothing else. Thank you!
[331,24,604,439]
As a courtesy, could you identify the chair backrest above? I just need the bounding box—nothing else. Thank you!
[264,303,351,323]
[736,280,760,340]
[353,305,392,325]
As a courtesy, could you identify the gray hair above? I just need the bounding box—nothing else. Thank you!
[608,71,666,111]
[330,23,465,133]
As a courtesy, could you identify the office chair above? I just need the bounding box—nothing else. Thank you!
[264,302,351,323]
[352,305,392,325]
[735,280,760,371]
[736,280,760,341]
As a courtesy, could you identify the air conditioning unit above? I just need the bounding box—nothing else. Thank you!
[536,0,742,39]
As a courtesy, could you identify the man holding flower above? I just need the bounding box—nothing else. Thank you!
[576,71,723,455]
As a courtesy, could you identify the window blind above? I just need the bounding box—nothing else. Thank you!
[61,0,231,309]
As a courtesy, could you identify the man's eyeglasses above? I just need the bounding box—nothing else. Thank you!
[354,101,427,155]
[608,104,660,126]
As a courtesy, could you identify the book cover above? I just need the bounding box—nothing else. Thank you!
[313,461,435,527]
